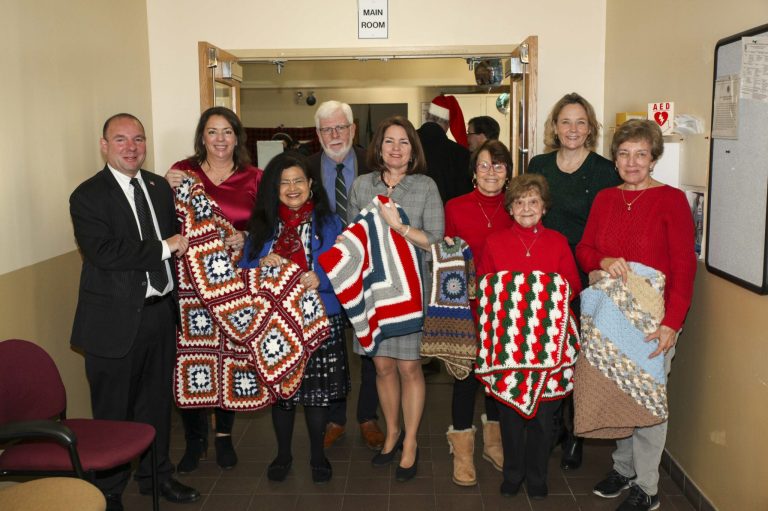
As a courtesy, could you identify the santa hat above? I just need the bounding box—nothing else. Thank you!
[428,95,468,148]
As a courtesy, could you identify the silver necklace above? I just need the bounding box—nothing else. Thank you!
[478,200,502,228]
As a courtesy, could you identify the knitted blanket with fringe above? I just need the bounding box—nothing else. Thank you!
[420,237,477,379]
[475,271,579,418]
[318,194,423,354]
[173,177,330,411]
[574,262,668,439]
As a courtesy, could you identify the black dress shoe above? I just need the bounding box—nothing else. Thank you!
[395,447,418,482]
[311,458,333,484]
[177,436,208,474]
[500,480,521,497]
[371,430,405,467]
[527,483,548,500]
[141,478,200,503]
[105,493,124,511]
[560,435,583,470]
[215,435,238,470]
[267,457,293,482]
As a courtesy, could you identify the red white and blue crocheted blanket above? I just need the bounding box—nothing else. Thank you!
[173,177,330,411]
[475,271,579,418]
[318,195,423,354]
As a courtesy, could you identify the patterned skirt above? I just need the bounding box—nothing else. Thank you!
[283,313,351,407]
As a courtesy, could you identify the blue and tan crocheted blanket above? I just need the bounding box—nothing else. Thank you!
[574,262,668,439]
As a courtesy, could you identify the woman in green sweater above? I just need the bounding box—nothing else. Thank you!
[527,92,621,470]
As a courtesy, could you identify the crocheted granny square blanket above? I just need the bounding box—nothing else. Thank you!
[318,194,423,354]
[574,262,668,439]
[174,177,330,411]
[475,271,579,418]
[421,237,478,380]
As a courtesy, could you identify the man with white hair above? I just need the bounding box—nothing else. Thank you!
[418,95,472,204]
[308,100,384,451]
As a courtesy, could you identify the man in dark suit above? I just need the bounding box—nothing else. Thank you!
[70,113,199,511]
[308,100,384,452]
[418,96,472,204]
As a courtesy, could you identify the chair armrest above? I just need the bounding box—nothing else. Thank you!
[0,419,77,447]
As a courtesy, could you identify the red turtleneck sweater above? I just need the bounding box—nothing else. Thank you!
[445,189,516,264]
[479,220,583,300]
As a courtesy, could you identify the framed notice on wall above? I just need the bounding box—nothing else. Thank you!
[706,23,768,294]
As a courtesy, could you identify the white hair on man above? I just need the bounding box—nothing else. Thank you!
[314,100,354,129]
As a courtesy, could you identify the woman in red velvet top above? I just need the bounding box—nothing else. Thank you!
[442,140,515,486]
[577,119,695,510]
[165,106,263,474]
[479,173,581,500]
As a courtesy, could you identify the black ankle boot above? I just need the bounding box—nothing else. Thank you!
[215,435,238,470]
[178,437,207,474]
[560,434,583,470]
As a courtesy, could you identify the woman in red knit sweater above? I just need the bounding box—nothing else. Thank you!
[577,119,696,511]
[479,173,582,500]
[442,140,515,486]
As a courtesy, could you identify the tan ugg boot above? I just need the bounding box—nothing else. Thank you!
[446,426,477,486]
[481,413,503,471]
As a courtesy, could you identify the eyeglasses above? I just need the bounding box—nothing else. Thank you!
[476,161,507,174]
[279,177,308,187]
[318,124,351,135]
[466,131,479,136]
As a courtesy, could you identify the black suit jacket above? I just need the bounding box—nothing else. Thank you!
[69,166,178,358]
[307,146,372,186]
[417,122,472,204]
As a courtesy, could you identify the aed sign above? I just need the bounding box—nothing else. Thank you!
[358,0,388,39]
[647,101,675,135]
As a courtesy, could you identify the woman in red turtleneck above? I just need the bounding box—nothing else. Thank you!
[442,140,515,487]
[478,173,581,499]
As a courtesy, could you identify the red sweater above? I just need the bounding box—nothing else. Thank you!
[480,221,583,300]
[445,189,516,264]
[576,185,696,330]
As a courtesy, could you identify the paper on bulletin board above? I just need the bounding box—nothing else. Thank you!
[712,74,739,139]
[740,37,768,102]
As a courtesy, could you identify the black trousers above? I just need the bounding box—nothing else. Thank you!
[84,297,176,495]
[327,354,379,425]
[499,399,562,490]
[451,370,499,429]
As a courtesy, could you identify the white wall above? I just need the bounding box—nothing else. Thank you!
[145,0,608,173]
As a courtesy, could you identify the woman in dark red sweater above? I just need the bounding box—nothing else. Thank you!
[443,140,515,486]
[577,119,696,511]
[478,174,581,500]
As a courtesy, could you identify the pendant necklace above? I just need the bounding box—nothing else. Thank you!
[620,186,649,211]
[383,174,403,197]
[205,160,234,184]
[478,200,503,228]
[515,233,539,257]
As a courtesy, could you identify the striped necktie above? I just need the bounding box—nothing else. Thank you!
[335,163,348,223]
[130,178,169,293]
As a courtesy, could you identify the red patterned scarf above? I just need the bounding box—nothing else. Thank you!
[274,201,313,271]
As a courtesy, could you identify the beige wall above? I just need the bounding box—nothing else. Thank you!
[0,0,154,416]
[145,0,608,173]
[605,2,768,509]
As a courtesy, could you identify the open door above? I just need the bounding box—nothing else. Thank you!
[198,42,242,113]
[509,36,537,176]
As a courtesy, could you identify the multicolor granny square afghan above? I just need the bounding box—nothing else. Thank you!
[420,237,478,380]
[318,195,423,354]
[475,271,579,418]
[574,262,668,439]
[174,177,330,411]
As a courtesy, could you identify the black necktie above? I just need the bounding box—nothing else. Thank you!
[130,178,169,293]
[335,163,348,223]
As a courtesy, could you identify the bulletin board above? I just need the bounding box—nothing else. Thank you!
[706,23,768,294]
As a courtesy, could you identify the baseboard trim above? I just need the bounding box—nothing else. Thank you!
[661,450,717,511]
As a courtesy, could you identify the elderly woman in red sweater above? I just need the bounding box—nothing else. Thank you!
[478,173,582,500]
[577,119,696,511]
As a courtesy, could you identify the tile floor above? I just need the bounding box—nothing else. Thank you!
[122,346,694,511]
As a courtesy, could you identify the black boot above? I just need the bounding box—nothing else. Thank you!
[215,435,238,470]
[560,434,583,470]
[178,437,207,474]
